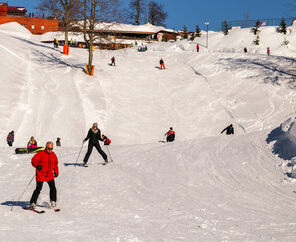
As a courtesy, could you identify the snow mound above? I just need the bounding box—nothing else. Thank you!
[0,22,32,39]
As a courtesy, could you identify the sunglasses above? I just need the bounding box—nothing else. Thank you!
[47,147,53,150]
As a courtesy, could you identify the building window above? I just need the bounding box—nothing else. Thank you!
[31,25,35,29]
[41,25,44,30]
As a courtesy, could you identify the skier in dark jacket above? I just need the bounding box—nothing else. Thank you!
[221,124,234,135]
[83,123,108,166]
[111,56,115,66]
[7,131,14,147]
[165,127,175,142]
[56,137,61,146]
[160,58,165,69]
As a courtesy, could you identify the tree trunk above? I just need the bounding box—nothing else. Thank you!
[64,9,70,46]
[136,0,140,25]
[87,40,94,75]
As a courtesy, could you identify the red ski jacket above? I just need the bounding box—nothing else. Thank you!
[31,150,59,182]
[104,137,111,145]
[168,130,175,136]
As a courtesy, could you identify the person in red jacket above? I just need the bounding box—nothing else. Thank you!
[102,134,111,145]
[196,44,200,52]
[29,141,59,209]
[165,127,175,142]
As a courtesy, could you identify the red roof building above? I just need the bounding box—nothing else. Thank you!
[0,2,58,34]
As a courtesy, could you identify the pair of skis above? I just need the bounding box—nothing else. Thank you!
[22,207,60,214]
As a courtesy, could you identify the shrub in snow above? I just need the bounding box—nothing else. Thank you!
[282,38,289,46]
[253,35,260,45]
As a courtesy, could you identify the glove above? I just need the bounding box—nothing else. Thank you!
[54,172,58,178]
[37,165,42,171]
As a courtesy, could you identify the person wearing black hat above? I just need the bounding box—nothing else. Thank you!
[82,123,108,166]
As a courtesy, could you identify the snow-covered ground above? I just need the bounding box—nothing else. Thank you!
[1,22,296,241]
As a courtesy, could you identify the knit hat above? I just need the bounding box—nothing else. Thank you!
[93,123,98,127]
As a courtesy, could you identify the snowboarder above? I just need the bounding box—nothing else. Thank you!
[111,56,115,66]
[82,123,108,166]
[7,131,14,147]
[160,58,165,69]
[267,47,270,56]
[244,47,247,53]
[27,136,38,149]
[102,134,111,146]
[221,124,234,135]
[56,137,61,147]
[28,141,59,210]
[196,44,200,52]
[165,127,175,142]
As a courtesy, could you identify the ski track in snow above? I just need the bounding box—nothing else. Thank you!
[1,24,296,241]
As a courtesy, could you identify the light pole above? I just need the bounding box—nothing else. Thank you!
[205,22,209,48]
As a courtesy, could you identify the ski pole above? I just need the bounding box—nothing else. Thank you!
[106,146,114,162]
[75,142,84,167]
[11,174,36,211]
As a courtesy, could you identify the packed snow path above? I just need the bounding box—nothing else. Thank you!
[1,23,296,241]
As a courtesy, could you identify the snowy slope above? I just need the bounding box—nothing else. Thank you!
[1,22,296,241]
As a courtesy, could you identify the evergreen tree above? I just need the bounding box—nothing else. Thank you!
[183,25,188,39]
[279,17,287,34]
[195,24,201,37]
[190,33,195,41]
[223,20,229,35]
[252,20,260,35]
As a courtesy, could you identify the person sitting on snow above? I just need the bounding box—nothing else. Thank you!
[102,134,111,146]
[27,136,38,148]
[165,127,175,142]
[221,124,234,135]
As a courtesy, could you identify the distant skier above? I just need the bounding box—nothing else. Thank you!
[221,124,234,135]
[267,47,270,56]
[102,134,111,146]
[54,38,59,48]
[27,136,38,148]
[82,123,108,166]
[196,44,200,52]
[28,141,59,210]
[160,58,165,69]
[111,56,115,66]
[244,47,247,53]
[56,137,61,147]
[7,131,14,147]
[165,127,175,142]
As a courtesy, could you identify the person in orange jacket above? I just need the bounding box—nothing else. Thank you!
[28,141,59,209]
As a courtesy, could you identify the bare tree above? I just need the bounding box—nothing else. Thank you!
[148,1,167,27]
[128,0,144,25]
[82,0,123,75]
[37,0,82,46]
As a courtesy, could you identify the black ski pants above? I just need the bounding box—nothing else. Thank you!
[30,180,56,204]
[83,142,107,163]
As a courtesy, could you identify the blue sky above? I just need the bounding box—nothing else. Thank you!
[7,0,294,31]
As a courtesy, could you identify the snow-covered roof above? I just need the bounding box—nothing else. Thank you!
[75,22,176,34]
